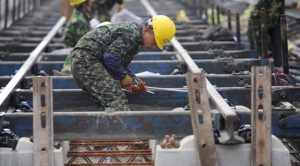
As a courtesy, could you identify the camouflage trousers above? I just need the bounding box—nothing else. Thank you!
[71,49,130,111]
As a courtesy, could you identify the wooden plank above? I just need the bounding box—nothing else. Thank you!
[187,70,218,166]
[33,77,54,166]
[251,66,272,166]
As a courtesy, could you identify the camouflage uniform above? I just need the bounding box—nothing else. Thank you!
[62,8,92,74]
[248,0,284,67]
[92,0,123,22]
[70,22,143,111]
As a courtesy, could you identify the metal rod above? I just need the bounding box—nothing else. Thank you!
[0,17,67,107]
[12,0,16,21]
[248,19,255,50]
[204,8,208,22]
[236,13,241,44]
[146,86,187,92]
[227,9,232,30]
[4,0,8,29]
[23,0,26,17]
[18,0,21,19]
[211,4,215,25]
[217,6,220,24]
[0,0,2,30]
[261,8,268,58]
[280,14,289,74]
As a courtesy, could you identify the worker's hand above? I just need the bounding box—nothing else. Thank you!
[121,75,133,87]
[131,78,147,93]
[122,77,147,93]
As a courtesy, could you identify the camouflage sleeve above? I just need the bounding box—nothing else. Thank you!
[106,35,136,58]
[63,21,91,47]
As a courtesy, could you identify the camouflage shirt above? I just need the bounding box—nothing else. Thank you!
[73,22,143,78]
[63,9,92,47]
[92,0,123,22]
[250,0,284,28]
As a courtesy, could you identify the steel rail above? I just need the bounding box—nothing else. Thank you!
[0,16,67,107]
[140,0,239,143]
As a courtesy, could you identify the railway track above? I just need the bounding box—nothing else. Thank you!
[1,0,300,165]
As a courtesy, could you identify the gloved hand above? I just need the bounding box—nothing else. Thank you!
[89,18,100,29]
[122,76,147,93]
[121,75,133,87]
[131,77,147,93]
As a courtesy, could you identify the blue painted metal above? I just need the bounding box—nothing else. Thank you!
[0,74,251,89]
[0,59,269,76]
[3,86,300,111]
[236,110,300,138]
[3,111,196,140]
[37,50,259,61]
[167,41,245,51]
[4,110,300,139]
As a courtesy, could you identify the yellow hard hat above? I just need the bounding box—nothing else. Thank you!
[151,15,176,50]
[176,10,189,22]
[69,0,86,6]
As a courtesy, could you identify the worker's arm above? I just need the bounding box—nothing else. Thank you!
[102,52,128,80]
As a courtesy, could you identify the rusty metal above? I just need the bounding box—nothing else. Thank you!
[65,163,153,166]
[251,66,272,166]
[187,71,218,166]
[159,134,180,149]
[33,77,54,166]
[66,140,153,166]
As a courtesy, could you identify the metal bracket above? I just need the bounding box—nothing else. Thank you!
[187,70,218,166]
[33,76,54,166]
[251,66,272,166]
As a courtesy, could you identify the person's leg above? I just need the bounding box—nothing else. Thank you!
[71,50,130,111]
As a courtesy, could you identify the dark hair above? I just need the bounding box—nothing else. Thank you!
[74,1,88,10]
[144,18,153,29]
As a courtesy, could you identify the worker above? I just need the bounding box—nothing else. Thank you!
[92,0,123,22]
[248,0,284,67]
[53,0,95,75]
[64,0,95,48]
[70,15,176,111]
